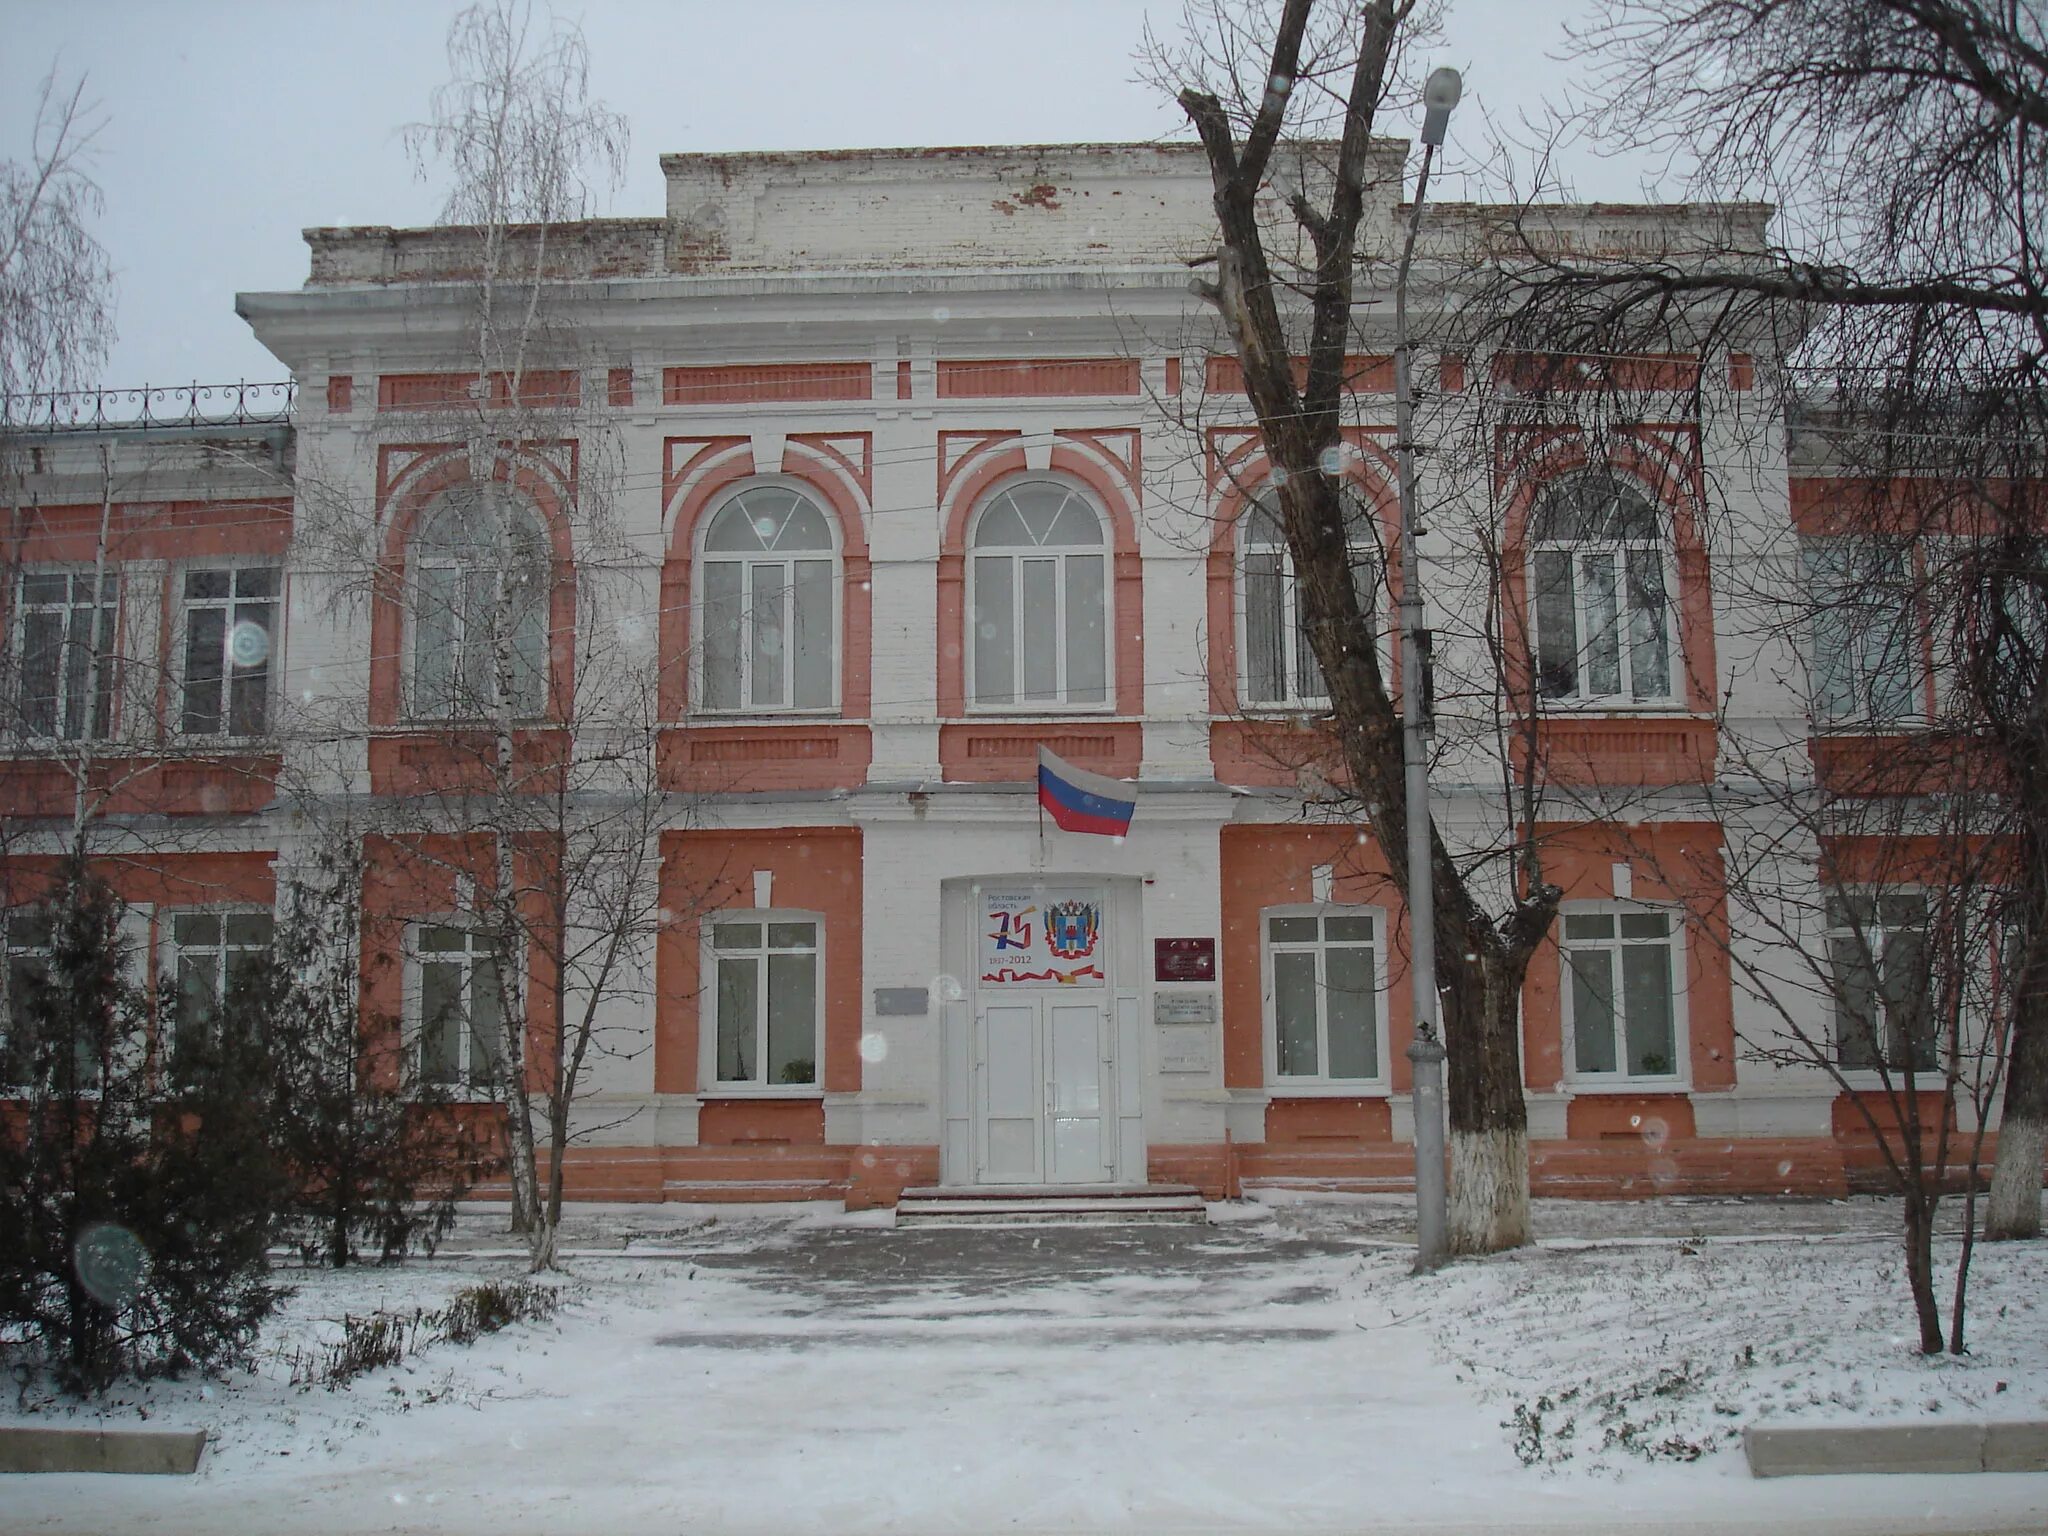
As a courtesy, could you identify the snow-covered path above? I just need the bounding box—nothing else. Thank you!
[5,1197,2046,1534]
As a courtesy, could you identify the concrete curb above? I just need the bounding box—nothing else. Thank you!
[0,1426,208,1475]
[1745,1420,2048,1476]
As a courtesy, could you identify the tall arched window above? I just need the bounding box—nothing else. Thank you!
[697,485,838,712]
[1529,473,1675,704]
[410,487,549,719]
[1240,488,1381,708]
[969,479,1108,709]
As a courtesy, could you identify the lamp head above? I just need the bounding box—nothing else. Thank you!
[1420,66,1463,147]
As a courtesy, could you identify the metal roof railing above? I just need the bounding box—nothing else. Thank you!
[0,380,296,435]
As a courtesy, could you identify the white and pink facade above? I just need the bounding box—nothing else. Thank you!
[3,143,2008,1205]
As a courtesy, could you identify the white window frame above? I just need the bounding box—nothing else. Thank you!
[1528,474,1681,710]
[1237,488,1386,710]
[405,491,551,723]
[405,920,511,1098]
[692,480,842,716]
[1,907,56,1087]
[12,567,119,742]
[0,904,139,1091]
[698,909,824,1095]
[1800,535,1925,729]
[965,476,1115,714]
[176,565,281,739]
[1823,888,1937,1078]
[160,906,275,1059]
[1260,904,1389,1092]
[1557,902,1689,1088]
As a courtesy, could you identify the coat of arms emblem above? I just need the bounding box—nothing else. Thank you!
[1044,900,1101,960]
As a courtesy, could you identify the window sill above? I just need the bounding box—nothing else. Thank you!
[1535,699,1699,716]
[1808,721,1931,738]
[687,710,845,723]
[1237,703,1336,719]
[1830,1070,1945,1091]
[701,1084,825,1099]
[962,703,1122,717]
[1267,1081,1391,1098]
[1564,1077,1690,1094]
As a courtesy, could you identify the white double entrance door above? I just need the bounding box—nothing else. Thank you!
[975,992,1112,1185]
[972,882,1115,1186]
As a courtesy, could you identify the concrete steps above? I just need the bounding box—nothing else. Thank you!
[896,1183,1208,1225]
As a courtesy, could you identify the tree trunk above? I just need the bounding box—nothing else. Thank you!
[531,1100,569,1274]
[1985,983,2047,1240]
[1444,947,1532,1252]
[1949,1180,1978,1355]
[1902,1190,1945,1355]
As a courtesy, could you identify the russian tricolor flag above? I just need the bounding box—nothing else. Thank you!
[1037,746,1136,837]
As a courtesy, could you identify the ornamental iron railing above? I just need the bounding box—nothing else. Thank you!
[0,380,296,434]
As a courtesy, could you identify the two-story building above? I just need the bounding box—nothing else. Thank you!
[0,142,2015,1207]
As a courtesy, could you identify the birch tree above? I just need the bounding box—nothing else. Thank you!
[393,0,630,1246]
[1,69,114,410]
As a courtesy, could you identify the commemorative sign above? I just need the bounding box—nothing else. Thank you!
[979,887,1106,988]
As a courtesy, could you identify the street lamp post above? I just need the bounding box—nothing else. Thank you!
[1397,65,1461,1274]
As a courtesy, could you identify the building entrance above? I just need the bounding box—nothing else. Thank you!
[964,882,1118,1186]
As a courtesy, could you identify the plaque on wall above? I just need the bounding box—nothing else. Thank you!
[1153,991,1218,1028]
[873,987,929,1017]
[1157,1027,1215,1074]
[1154,937,1216,982]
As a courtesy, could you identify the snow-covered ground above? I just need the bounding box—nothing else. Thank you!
[4,1195,2046,1534]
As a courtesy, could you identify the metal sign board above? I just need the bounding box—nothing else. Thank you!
[1152,991,1218,1028]
[1153,937,1216,982]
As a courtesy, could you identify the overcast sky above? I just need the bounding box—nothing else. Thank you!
[1,0,1659,392]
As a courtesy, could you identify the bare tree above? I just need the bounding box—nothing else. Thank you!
[370,0,630,1245]
[350,586,678,1272]
[1468,0,2048,1239]
[1149,0,1558,1253]
[0,70,115,410]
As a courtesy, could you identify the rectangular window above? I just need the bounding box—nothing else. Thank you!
[709,915,819,1088]
[0,908,105,1088]
[1802,538,1921,725]
[1243,551,1380,708]
[167,909,274,1058]
[1560,908,1681,1080]
[411,564,546,720]
[15,571,118,740]
[1533,549,1674,704]
[1266,909,1381,1084]
[413,925,506,1091]
[1,910,54,1085]
[1826,891,1935,1072]
[180,567,279,736]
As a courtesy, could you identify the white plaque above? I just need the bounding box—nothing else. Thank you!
[1153,991,1217,1027]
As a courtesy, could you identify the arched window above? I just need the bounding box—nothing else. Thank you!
[1529,473,1675,703]
[1240,488,1381,708]
[969,479,1108,709]
[698,485,838,713]
[410,487,549,719]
